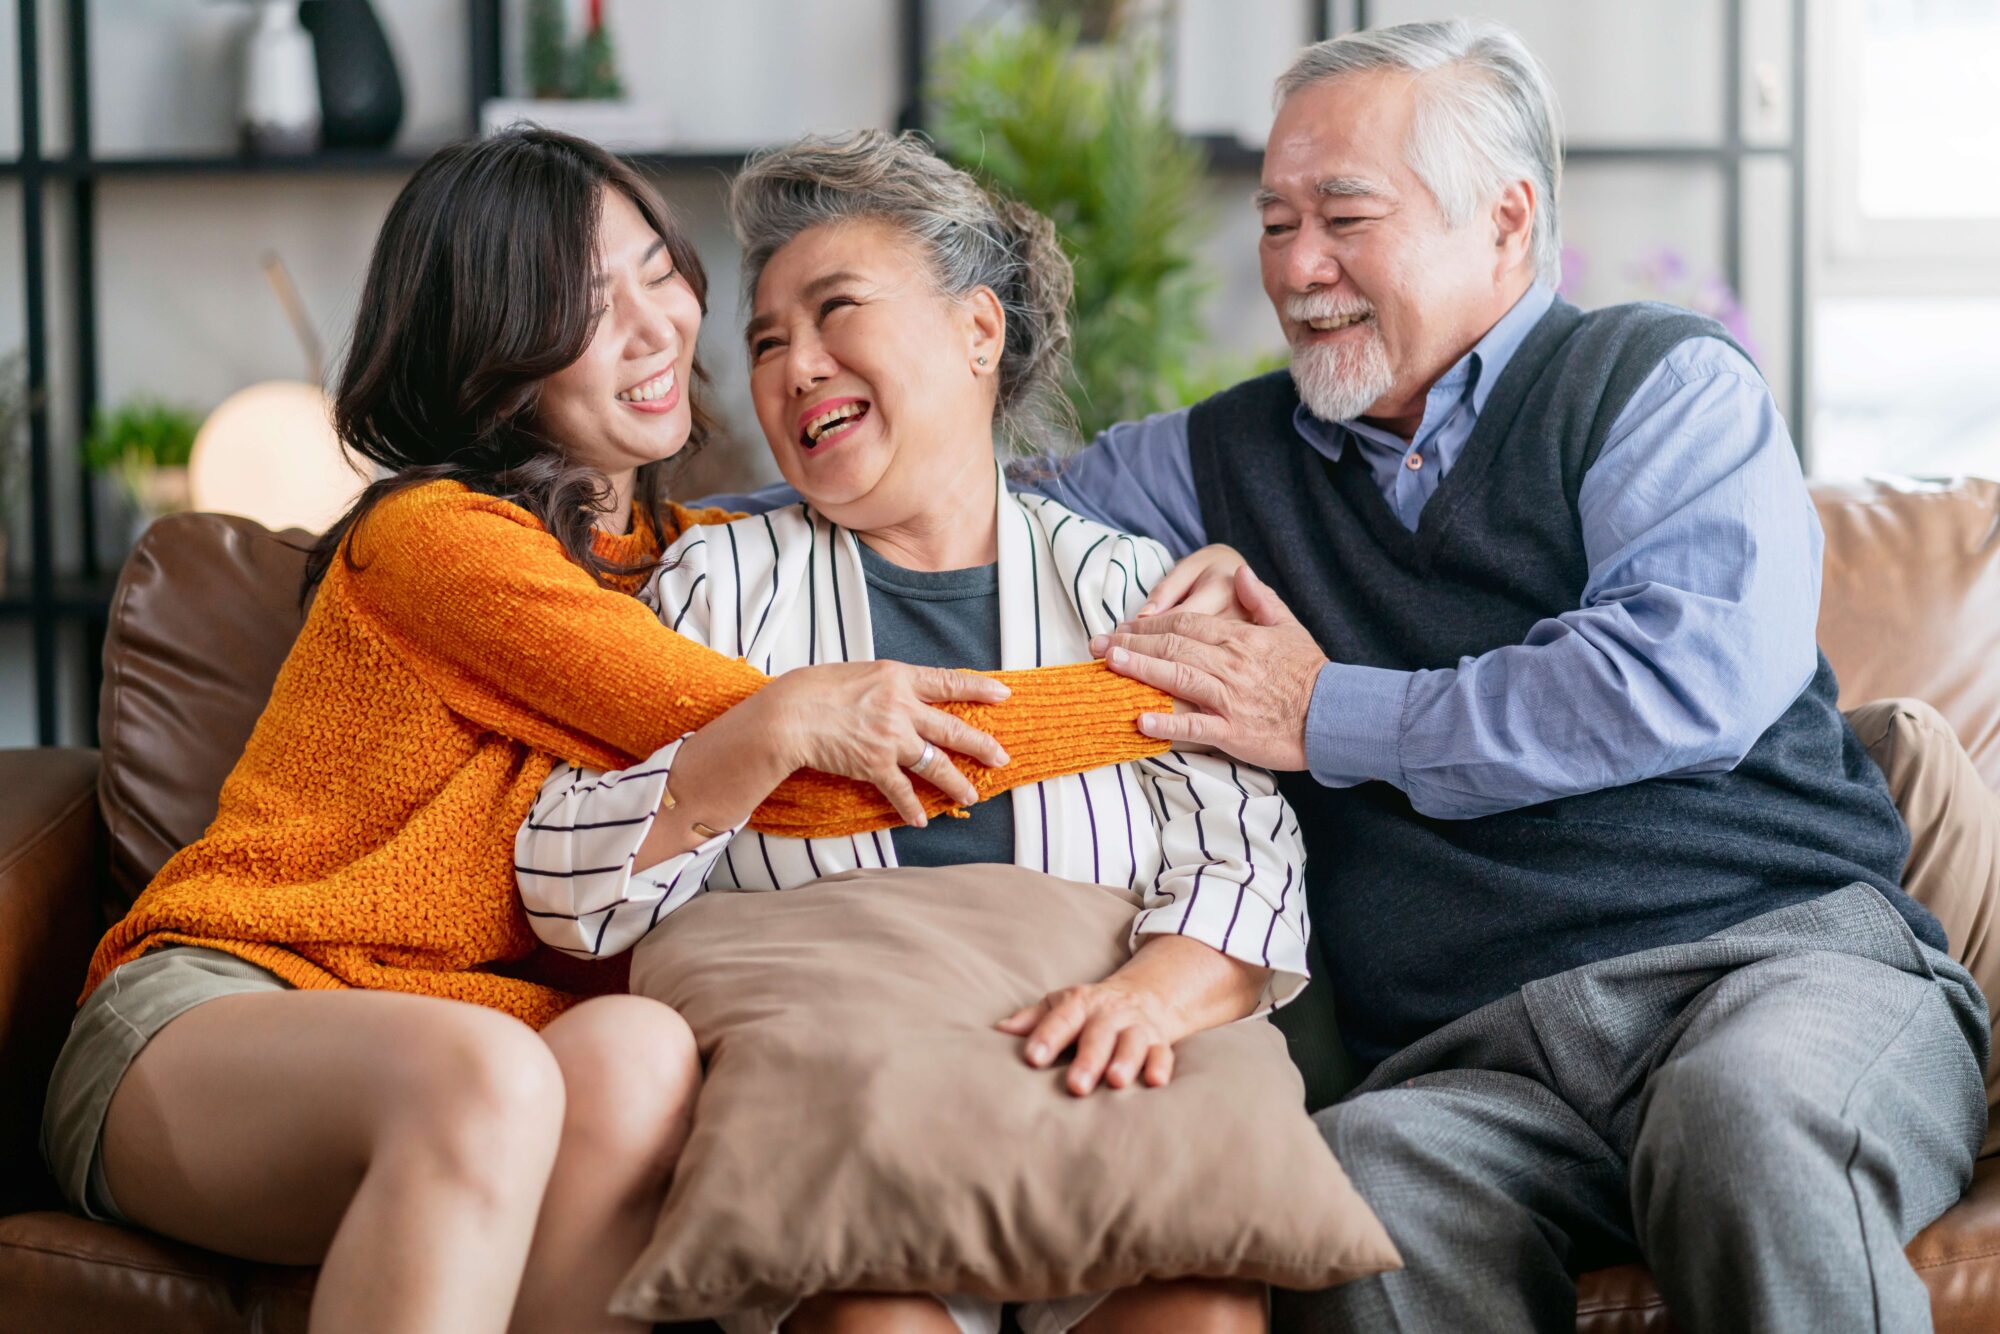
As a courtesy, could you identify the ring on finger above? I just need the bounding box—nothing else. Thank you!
[909,740,938,776]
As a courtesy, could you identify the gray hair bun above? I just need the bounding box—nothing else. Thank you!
[729,129,1076,455]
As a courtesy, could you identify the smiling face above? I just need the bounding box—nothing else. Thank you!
[536,187,703,488]
[1258,71,1534,432]
[745,218,1005,546]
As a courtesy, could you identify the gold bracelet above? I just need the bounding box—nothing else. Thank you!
[659,778,727,840]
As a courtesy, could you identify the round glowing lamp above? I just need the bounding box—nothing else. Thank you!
[188,381,370,534]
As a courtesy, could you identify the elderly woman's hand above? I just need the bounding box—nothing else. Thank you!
[1129,544,1252,622]
[996,935,1271,1096]
[764,661,1013,827]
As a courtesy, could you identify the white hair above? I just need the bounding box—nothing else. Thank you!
[1275,19,1564,286]
[729,130,1075,457]
[1285,292,1395,421]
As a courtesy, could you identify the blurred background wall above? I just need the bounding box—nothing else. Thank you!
[0,0,1994,745]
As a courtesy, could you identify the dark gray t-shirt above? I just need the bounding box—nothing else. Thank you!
[857,540,1017,868]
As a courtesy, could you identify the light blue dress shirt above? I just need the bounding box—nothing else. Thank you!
[1018,285,1826,820]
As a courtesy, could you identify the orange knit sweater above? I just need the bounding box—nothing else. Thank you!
[83,481,1170,1027]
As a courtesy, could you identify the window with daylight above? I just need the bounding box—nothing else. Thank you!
[1810,0,2000,480]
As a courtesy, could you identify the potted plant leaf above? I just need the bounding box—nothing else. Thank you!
[485,0,663,151]
[84,399,203,542]
[928,15,1278,440]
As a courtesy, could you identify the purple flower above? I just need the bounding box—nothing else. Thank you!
[1558,245,1590,298]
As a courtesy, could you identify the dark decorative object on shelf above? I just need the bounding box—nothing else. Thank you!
[300,0,404,149]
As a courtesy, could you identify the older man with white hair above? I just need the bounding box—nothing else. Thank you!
[1035,17,1989,1333]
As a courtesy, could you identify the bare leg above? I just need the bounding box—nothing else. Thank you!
[101,988,566,1334]
[786,1294,963,1333]
[510,994,702,1334]
[1073,1279,1267,1334]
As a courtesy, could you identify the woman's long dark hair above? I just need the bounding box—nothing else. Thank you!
[304,127,716,597]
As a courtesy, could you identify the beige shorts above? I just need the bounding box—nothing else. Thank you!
[41,945,292,1224]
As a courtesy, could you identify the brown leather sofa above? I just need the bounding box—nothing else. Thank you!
[3,477,2000,1333]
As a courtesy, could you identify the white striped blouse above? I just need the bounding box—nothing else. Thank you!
[515,469,1311,1012]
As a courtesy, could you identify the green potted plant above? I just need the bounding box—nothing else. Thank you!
[929,15,1277,440]
[84,398,203,540]
[487,0,660,150]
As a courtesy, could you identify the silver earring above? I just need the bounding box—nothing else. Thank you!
[976,355,989,366]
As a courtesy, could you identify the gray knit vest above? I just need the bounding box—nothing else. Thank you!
[1186,299,1937,1066]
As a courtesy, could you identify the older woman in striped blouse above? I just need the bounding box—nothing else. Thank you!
[515,131,1307,1334]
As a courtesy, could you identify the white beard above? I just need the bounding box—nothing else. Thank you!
[1288,325,1394,423]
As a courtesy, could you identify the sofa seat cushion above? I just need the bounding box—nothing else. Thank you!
[1573,1157,2000,1332]
[8,1173,1997,1334]
[0,1210,312,1334]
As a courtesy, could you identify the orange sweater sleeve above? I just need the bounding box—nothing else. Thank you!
[340,484,1169,838]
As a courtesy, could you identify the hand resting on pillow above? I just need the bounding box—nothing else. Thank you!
[999,932,1270,1095]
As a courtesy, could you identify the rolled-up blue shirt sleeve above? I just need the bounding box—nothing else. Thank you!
[1014,409,1209,559]
[1306,338,1823,819]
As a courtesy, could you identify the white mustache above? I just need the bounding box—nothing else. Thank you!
[1284,294,1375,323]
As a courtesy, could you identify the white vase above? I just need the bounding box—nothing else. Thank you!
[242,1,320,156]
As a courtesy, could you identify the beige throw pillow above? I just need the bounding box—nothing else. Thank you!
[613,863,1399,1323]
[1849,698,2000,1157]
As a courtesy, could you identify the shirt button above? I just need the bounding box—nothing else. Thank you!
[1405,452,1424,470]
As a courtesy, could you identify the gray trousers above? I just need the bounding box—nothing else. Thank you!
[1274,885,1990,1334]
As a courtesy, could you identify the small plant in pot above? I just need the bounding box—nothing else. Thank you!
[929,15,1275,438]
[83,399,203,541]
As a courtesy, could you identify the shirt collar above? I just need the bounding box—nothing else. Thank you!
[1292,282,1557,462]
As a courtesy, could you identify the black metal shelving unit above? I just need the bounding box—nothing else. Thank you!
[8,0,1809,745]
[5,0,801,745]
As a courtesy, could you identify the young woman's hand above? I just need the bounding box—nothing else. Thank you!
[762,662,1013,826]
[995,934,1270,1096]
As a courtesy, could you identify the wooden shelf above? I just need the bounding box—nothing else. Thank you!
[1564,142,1794,163]
[1182,137,1798,175]
[1188,134,1263,172]
[84,149,432,178]
[0,147,764,180]
[626,149,755,173]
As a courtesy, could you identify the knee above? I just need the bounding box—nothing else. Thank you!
[1318,1091,1470,1206]
[1633,1055,1824,1200]
[786,1293,958,1334]
[544,995,702,1177]
[382,1004,567,1193]
[1082,1278,1266,1334]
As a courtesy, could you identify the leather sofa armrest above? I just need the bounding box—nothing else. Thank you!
[0,748,104,1211]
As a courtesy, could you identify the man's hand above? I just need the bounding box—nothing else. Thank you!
[1090,565,1327,772]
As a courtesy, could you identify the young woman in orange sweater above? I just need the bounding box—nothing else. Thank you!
[42,130,1172,1334]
